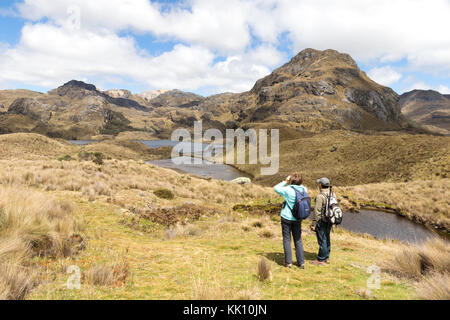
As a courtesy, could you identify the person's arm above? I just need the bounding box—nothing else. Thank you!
[311,194,324,229]
[273,177,291,197]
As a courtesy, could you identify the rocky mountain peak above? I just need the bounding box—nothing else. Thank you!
[251,48,361,94]
[246,48,403,127]
[50,80,99,99]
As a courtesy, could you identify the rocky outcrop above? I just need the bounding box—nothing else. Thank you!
[8,98,55,122]
[231,177,252,185]
[344,87,400,122]
[145,89,205,109]
[51,80,148,111]
[53,80,97,99]
[137,89,169,102]
[104,89,132,99]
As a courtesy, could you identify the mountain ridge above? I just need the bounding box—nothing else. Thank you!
[0,48,427,139]
[400,89,450,135]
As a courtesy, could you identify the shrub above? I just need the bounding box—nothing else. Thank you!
[153,188,175,200]
[58,154,74,162]
[92,152,104,166]
[259,229,275,238]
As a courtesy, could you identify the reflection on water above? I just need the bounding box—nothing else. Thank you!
[341,210,443,244]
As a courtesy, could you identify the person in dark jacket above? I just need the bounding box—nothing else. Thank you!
[310,177,334,266]
[274,173,307,269]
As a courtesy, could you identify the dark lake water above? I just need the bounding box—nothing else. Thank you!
[147,156,250,181]
[341,210,445,244]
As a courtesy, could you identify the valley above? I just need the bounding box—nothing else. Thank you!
[0,48,448,301]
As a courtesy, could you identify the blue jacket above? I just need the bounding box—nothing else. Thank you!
[274,181,308,221]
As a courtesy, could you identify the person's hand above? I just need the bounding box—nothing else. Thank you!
[285,176,291,183]
[310,225,316,232]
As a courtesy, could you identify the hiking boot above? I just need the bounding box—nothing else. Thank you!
[294,262,305,269]
[310,260,326,266]
[285,263,293,269]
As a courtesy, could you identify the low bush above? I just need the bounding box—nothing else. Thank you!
[153,188,175,200]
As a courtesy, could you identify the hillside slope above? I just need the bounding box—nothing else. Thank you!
[197,49,406,133]
[400,90,450,135]
[0,49,411,139]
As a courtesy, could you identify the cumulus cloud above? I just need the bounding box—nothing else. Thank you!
[0,21,284,93]
[438,85,450,94]
[403,82,450,94]
[0,0,448,94]
[368,66,402,86]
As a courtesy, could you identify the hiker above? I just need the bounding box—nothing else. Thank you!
[310,177,334,266]
[273,173,308,269]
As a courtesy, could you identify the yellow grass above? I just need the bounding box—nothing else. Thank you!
[340,179,450,230]
[0,186,81,300]
[387,238,450,300]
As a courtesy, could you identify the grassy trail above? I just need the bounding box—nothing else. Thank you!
[29,196,415,300]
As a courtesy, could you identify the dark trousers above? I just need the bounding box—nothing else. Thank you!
[316,220,332,262]
[281,218,305,265]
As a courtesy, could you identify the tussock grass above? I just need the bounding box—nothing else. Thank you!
[85,260,129,287]
[0,159,273,212]
[0,186,81,300]
[259,229,275,238]
[388,238,450,300]
[257,258,272,282]
[0,262,37,300]
[416,272,450,300]
[163,224,202,240]
[388,238,450,279]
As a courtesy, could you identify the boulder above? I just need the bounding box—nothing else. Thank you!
[231,177,252,185]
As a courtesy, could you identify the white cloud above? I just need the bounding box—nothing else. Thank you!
[0,22,284,93]
[402,82,450,94]
[368,66,402,86]
[0,0,448,94]
[438,85,450,94]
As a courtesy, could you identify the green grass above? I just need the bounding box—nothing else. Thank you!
[28,196,415,300]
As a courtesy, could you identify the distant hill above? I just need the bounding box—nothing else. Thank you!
[400,89,450,135]
[0,48,416,139]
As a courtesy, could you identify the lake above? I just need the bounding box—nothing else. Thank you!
[341,209,445,244]
[147,156,251,181]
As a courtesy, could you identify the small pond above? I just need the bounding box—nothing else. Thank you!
[341,210,446,244]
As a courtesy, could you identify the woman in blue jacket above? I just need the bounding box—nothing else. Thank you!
[274,173,307,269]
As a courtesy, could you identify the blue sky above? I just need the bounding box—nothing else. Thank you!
[0,0,449,96]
